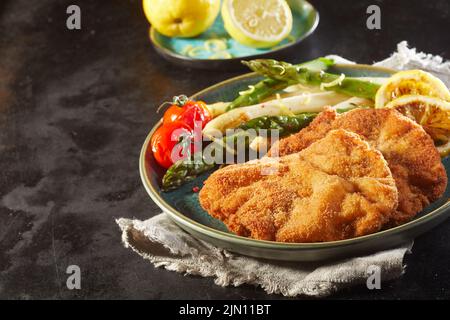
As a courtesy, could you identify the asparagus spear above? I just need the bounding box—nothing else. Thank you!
[227,78,288,110]
[161,155,216,192]
[227,58,334,110]
[238,113,316,136]
[243,59,381,100]
[161,113,316,191]
[203,91,348,138]
[161,130,252,192]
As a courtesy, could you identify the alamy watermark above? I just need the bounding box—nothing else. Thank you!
[66,265,81,290]
[366,264,381,290]
[66,5,81,30]
[366,5,381,30]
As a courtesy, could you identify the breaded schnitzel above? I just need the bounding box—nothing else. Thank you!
[199,129,398,242]
[268,108,448,224]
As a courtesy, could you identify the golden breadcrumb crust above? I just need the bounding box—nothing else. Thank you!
[200,129,398,242]
[268,108,447,225]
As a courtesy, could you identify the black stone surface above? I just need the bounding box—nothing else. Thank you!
[0,0,449,299]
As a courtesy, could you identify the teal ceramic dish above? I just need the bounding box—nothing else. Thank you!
[140,64,450,261]
[150,0,319,70]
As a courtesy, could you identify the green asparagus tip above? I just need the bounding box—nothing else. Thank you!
[242,60,264,73]
[318,57,335,67]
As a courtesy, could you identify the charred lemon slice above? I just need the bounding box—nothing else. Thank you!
[384,95,450,156]
[375,70,450,108]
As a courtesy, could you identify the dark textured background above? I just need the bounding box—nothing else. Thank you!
[0,0,449,299]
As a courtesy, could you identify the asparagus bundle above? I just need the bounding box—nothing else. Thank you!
[227,58,335,110]
[243,59,382,100]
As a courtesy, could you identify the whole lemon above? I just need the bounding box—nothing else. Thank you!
[143,0,220,38]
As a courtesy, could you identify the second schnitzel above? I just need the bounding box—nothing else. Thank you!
[268,108,448,224]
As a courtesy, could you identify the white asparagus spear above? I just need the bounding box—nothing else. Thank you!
[203,91,349,138]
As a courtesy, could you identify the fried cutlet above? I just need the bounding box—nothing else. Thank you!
[268,107,448,224]
[199,129,398,242]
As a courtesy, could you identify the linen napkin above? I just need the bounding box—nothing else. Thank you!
[117,42,449,297]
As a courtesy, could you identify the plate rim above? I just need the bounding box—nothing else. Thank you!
[149,0,320,64]
[140,64,450,250]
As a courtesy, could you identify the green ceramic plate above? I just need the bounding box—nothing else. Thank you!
[140,64,450,261]
[150,0,319,70]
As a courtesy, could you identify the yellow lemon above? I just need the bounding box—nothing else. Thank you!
[143,0,220,38]
[375,70,450,108]
[222,0,293,48]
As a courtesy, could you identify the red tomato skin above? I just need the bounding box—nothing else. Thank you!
[152,99,211,169]
[162,100,211,129]
[150,126,172,169]
[150,122,193,169]
[163,105,184,124]
[179,101,212,129]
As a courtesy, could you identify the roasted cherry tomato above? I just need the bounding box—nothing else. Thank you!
[153,96,211,169]
[150,121,195,169]
[163,105,184,124]
[161,96,212,129]
[179,100,212,129]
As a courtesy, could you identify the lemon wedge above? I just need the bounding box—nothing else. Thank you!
[384,95,450,155]
[375,70,450,108]
[222,0,293,48]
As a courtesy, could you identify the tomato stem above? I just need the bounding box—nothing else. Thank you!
[157,95,189,113]
[173,95,189,107]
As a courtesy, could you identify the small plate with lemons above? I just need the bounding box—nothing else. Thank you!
[144,0,319,69]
